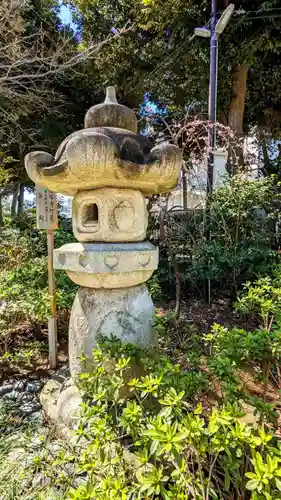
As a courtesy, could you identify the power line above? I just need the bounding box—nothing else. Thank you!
[232,10,281,23]
[237,13,281,20]
[233,7,281,15]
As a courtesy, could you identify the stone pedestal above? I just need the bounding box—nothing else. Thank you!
[69,285,156,375]
[54,240,159,376]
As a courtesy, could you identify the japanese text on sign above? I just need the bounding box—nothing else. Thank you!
[36,185,58,229]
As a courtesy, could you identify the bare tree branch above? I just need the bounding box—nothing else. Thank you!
[0,0,130,99]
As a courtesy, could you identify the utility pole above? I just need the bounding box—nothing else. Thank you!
[195,3,234,304]
[207,0,218,198]
[205,0,218,304]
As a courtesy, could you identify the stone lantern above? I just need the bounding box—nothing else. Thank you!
[25,87,182,381]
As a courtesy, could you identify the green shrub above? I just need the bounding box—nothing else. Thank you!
[0,228,33,271]
[0,214,77,352]
[235,269,281,331]
[0,256,77,352]
[232,268,281,386]
[205,321,281,398]
[206,323,281,366]
[18,340,281,500]
[147,275,164,302]
[194,175,280,291]
[1,213,75,272]
[150,175,281,296]
[0,256,77,318]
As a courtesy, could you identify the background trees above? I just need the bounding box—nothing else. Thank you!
[0,0,126,219]
[2,0,281,213]
[70,0,281,157]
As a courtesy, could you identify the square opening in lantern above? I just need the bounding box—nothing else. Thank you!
[82,203,99,229]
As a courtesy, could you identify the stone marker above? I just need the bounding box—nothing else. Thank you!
[25,87,182,425]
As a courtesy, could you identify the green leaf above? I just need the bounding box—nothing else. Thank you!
[275,477,281,491]
[139,483,152,493]
[255,452,265,474]
[246,472,258,479]
[224,470,230,490]
[161,488,172,500]
[263,492,272,500]
[159,407,172,419]
[246,479,260,491]
[194,403,203,415]
[150,440,159,455]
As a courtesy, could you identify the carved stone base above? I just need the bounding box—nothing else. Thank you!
[69,284,156,376]
[53,242,158,289]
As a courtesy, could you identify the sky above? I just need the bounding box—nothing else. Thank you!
[58,2,76,29]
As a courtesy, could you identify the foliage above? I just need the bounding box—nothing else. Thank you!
[0,0,117,211]
[9,340,281,500]
[0,227,34,271]
[72,0,281,140]
[0,215,77,353]
[0,257,77,341]
[205,322,281,400]
[0,340,48,370]
[147,275,164,302]
[235,267,281,331]
[224,266,281,387]
[196,175,280,289]
[206,257,281,392]
[151,175,281,297]
[207,323,281,368]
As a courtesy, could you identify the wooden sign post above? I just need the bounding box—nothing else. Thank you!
[36,186,58,369]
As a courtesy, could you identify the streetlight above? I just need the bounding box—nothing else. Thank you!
[194,27,211,38]
[195,2,234,304]
[216,4,235,34]
[195,3,234,190]
[195,4,234,38]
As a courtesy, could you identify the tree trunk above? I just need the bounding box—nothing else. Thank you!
[228,63,248,171]
[259,129,281,177]
[182,166,188,210]
[0,194,4,228]
[174,269,181,320]
[261,138,272,176]
[17,184,24,215]
[11,184,18,217]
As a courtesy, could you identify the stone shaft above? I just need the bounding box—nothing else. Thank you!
[69,285,156,376]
